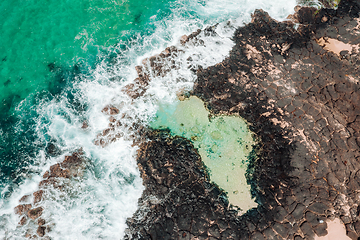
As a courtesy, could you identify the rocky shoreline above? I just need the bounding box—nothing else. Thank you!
[14,150,86,238]
[124,1,360,239]
[11,0,360,239]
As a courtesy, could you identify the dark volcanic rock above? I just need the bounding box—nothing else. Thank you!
[124,130,265,239]
[125,0,360,239]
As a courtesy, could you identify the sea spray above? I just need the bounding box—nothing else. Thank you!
[0,0,297,238]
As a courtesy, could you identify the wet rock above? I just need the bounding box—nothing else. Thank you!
[180,35,189,45]
[15,151,86,237]
[45,142,62,157]
[14,204,32,215]
[122,83,145,99]
[49,163,70,178]
[295,6,317,24]
[81,120,88,129]
[19,216,27,226]
[33,190,43,204]
[27,207,43,220]
[38,218,45,226]
[101,105,119,115]
[37,226,46,237]
[120,1,360,239]
[42,171,49,179]
[109,116,116,123]
[19,195,31,203]
[124,131,242,239]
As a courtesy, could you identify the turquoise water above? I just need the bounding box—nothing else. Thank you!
[0,0,297,238]
[0,0,173,189]
[0,0,173,114]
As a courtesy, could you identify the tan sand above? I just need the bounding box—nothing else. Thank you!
[315,218,351,240]
[316,37,354,56]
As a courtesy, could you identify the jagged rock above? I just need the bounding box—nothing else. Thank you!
[101,105,120,115]
[33,190,43,204]
[48,163,70,178]
[37,226,46,237]
[38,218,45,226]
[15,150,86,239]
[27,207,43,220]
[19,195,31,203]
[19,216,27,226]
[14,204,32,215]
[180,35,189,45]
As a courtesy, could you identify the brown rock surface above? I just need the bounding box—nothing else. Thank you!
[33,190,43,204]
[14,204,32,215]
[27,207,43,220]
[19,216,27,226]
[101,105,120,115]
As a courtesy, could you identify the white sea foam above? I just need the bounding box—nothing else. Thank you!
[0,0,296,238]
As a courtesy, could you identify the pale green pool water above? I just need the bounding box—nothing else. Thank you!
[150,96,257,211]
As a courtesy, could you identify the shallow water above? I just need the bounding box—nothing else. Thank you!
[150,96,257,212]
[0,0,297,238]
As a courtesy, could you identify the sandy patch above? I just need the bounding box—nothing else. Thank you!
[315,218,351,240]
[316,37,355,56]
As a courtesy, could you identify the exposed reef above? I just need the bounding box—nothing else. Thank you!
[125,0,360,239]
[14,151,86,238]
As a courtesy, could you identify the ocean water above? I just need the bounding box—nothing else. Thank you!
[0,0,297,238]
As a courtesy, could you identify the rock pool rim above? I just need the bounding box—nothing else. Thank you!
[149,94,259,211]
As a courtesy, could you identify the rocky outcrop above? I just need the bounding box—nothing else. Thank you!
[124,130,248,240]
[125,0,360,239]
[93,110,147,147]
[14,150,86,239]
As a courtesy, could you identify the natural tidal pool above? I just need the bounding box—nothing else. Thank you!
[150,96,257,212]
